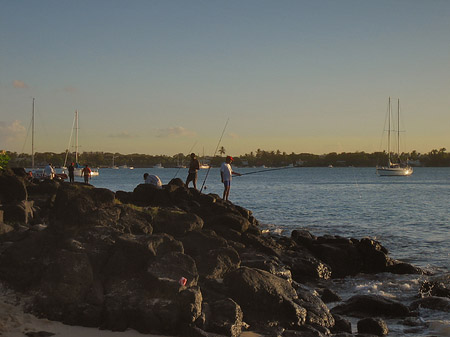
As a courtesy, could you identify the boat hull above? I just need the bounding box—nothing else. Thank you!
[376,166,413,176]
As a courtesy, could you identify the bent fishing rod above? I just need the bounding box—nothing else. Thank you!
[199,118,229,193]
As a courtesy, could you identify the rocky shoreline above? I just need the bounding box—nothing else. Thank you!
[0,168,448,337]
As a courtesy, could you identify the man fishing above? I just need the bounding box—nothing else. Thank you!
[185,153,200,189]
[220,155,241,201]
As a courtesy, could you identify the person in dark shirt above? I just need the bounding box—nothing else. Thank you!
[68,162,75,182]
[185,153,200,189]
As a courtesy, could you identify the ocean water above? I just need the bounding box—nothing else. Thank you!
[77,166,449,336]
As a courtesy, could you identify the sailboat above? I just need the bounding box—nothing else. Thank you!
[28,98,67,180]
[62,110,99,177]
[376,97,413,176]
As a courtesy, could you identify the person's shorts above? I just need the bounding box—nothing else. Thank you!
[223,180,231,187]
[187,172,197,181]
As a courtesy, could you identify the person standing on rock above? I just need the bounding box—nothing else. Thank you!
[68,162,75,183]
[144,172,162,189]
[81,164,91,184]
[220,155,241,201]
[185,153,200,189]
[44,163,55,179]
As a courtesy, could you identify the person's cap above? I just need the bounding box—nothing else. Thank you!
[226,155,233,161]
[191,153,196,156]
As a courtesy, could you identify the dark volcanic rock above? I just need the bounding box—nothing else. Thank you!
[203,298,244,337]
[0,170,427,337]
[153,208,204,237]
[0,169,27,203]
[357,317,389,336]
[330,314,352,334]
[410,296,450,312]
[132,183,170,205]
[295,286,335,329]
[2,200,34,224]
[419,274,450,298]
[331,294,411,318]
[223,266,307,328]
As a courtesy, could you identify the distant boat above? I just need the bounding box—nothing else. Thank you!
[376,97,413,176]
[199,163,210,169]
[153,163,164,169]
[119,164,128,169]
[62,110,99,176]
[328,164,333,168]
[26,99,66,180]
[110,154,119,169]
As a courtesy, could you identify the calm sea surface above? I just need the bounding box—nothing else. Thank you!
[75,166,449,336]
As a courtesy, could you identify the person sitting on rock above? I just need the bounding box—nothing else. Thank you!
[143,173,162,189]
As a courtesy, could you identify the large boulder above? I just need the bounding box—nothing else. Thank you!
[101,278,181,334]
[132,183,170,205]
[147,251,199,294]
[153,208,204,237]
[223,266,306,328]
[51,184,116,233]
[295,286,335,329]
[116,204,154,235]
[1,200,34,224]
[203,298,244,337]
[410,296,450,312]
[194,246,241,280]
[32,249,102,327]
[331,294,411,318]
[357,317,389,336]
[419,274,450,298]
[0,170,27,203]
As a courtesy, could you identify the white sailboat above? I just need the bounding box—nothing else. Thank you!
[27,98,66,180]
[376,97,413,176]
[62,110,99,177]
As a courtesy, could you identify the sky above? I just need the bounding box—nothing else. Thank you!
[1,0,449,156]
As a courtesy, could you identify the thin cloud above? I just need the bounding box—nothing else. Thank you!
[13,80,28,89]
[108,131,133,139]
[156,126,196,138]
[228,132,239,139]
[0,120,26,145]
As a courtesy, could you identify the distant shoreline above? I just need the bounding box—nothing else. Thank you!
[3,148,450,169]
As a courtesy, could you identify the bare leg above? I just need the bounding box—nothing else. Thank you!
[223,186,230,201]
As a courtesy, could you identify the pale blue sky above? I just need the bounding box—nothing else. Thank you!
[1,0,449,156]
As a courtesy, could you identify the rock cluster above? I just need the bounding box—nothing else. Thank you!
[0,168,445,337]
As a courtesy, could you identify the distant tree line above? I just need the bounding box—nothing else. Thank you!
[2,147,449,168]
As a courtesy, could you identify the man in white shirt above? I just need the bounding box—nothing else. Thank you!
[44,163,55,179]
[143,173,162,189]
[220,156,241,201]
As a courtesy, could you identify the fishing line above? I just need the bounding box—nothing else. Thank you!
[237,166,296,176]
[172,141,197,180]
[199,118,229,193]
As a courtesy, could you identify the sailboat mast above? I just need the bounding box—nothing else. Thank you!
[397,99,400,158]
[387,97,391,164]
[75,110,79,164]
[31,98,35,169]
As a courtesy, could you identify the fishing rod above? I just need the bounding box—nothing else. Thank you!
[172,141,197,180]
[199,118,229,193]
[237,166,296,176]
